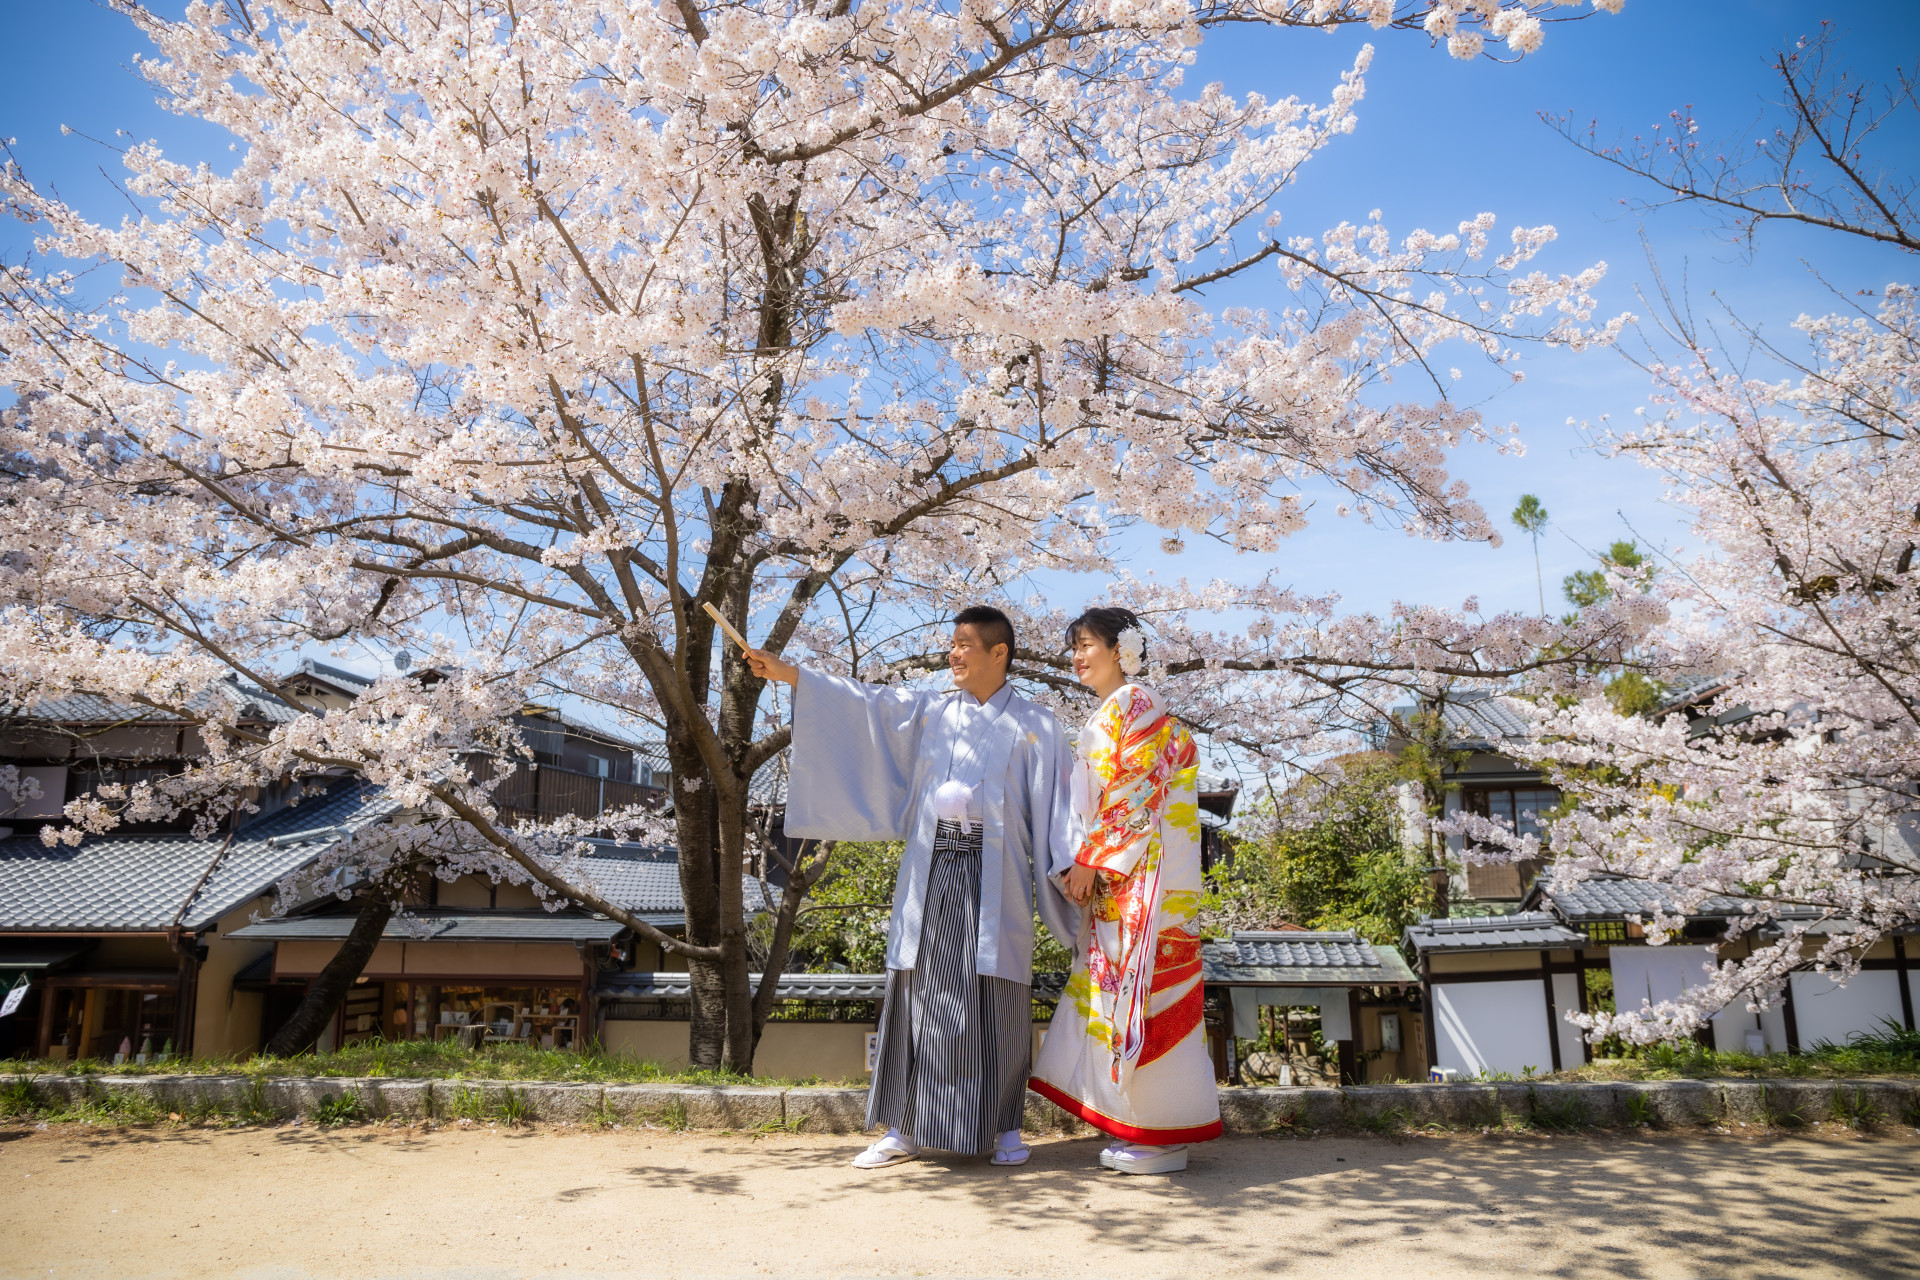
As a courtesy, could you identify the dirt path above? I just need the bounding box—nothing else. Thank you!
[3,1124,1916,1279]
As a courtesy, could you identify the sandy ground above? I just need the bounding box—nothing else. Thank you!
[3,1123,1917,1280]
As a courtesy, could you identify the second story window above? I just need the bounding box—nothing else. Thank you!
[1461,785,1561,901]
[586,755,610,778]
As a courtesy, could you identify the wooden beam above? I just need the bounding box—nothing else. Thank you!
[1419,967,1554,985]
[1896,937,1916,1033]
[1781,974,1801,1056]
[1420,956,1438,1079]
[34,980,56,1059]
[1575,951,1593,1064]
[1340,987,1363,1085]
[1540,949,1562,1072]
[173,945,199,1056]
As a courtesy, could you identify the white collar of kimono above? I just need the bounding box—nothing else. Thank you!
[959,679,1014,716]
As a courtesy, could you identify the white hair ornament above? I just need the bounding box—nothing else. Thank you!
[1116,626,1146,678]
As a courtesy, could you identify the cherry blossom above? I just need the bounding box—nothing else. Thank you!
[1449,285,1918,1045]
[0,0,1622,1067]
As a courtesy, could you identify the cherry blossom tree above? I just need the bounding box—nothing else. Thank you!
[1456,31,1919,1046]
[0,0,1631,1069]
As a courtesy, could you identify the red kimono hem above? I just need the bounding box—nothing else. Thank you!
[1026,1077,1224,1145]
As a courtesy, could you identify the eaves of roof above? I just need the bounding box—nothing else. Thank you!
[229,910,635,944]
[1402,911,1589,956]
[1201,932,1416,986]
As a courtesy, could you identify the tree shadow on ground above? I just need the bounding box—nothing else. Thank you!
[645,1131,1920,1280]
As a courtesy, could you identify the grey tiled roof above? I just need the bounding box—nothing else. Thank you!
[574,842,773,917]
[1201,931,1416,986]
[748,750,789,806]
[1522,874,1783,923]
[294,659,374,691]
[0,781,401,932]
[1402,911,1588,956]
[18,676,304,728]
[1435,692,1531,745]
[230,910,630,943]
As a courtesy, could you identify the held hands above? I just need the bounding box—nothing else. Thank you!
[1063,863,1099,907]
[743,648,799,686]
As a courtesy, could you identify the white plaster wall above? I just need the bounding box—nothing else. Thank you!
[1609,945,1719,1013]
[1789,971,1905,1048]
[1431,981,1553,1078]
[1612,945,1768,1050]
[1550,972,1586,1066]
[1759,1003,1791,1055]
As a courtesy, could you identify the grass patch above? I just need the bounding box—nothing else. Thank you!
[1832,1086,1882,1130]
[309,1091,366,1128]
[8,1038,833,1087]
[1530,1090,1590,1132]
[1756,1083,1805,1129]
[1558,1020,1920,1083]
[1343,1102,1410,1135]
[497,1085,532,1126]
[1621,1091,1657,1129]
[1,1075,41,1118]
[441,1083,487,1122]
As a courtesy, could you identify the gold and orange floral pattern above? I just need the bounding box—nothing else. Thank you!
[1031,681,1221,1144]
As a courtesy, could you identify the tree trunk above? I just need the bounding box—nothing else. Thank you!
[264,892,394,1056]
[671,732,729,1068]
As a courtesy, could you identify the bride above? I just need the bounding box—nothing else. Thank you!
[1029,607,1222,1174]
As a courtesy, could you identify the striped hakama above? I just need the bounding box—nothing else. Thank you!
[866,820,1032,1155]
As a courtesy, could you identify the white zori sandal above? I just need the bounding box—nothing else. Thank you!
[851,1129,919,1170]
[1097,1139,1128,1170]
[989,1130,1031,1166]
[1108,1143,1189,1175]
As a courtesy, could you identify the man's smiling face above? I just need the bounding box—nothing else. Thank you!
[948,623,1006,699]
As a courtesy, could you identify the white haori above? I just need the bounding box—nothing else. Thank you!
[785,669,1077,984]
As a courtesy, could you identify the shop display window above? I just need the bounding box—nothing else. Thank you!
[371,982,582,1049]
[87,989,177,1061]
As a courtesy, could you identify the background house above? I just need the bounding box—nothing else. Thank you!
[0,664,692,1059]
[1403,876,1920,1078]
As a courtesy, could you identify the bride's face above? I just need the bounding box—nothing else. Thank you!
[1070,628,1123,692]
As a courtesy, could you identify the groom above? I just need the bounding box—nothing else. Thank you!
[745,607,1078,1168]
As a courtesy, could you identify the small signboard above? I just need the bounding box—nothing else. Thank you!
[864,1031,880,1073]
[0,974,28,1019]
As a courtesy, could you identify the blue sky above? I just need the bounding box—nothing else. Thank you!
[3,2,1916,632]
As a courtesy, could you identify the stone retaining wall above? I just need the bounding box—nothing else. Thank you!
[20,1074,1920,1133]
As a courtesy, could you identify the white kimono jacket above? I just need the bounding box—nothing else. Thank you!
[784,669,1079,984]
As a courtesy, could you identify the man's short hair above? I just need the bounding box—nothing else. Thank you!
[953,605,1015,667]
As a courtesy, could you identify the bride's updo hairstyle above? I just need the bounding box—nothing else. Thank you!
[1065,606,1145,660]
